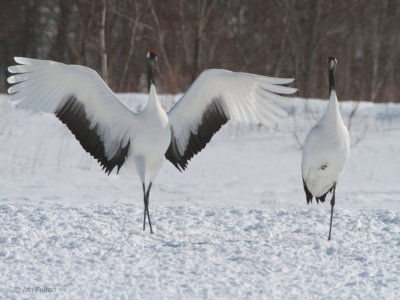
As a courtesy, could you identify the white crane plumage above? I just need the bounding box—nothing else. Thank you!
[301,56,350,240]
[8,51,297,233]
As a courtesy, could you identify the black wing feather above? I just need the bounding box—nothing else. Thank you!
[165,98,229,171]
[303,177,335,204]
[56,96,130,174]
[303,178,313,204]
[316,184,335,203]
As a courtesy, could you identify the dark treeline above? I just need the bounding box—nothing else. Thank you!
[1,0,399,102]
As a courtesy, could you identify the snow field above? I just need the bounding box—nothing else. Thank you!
[0,93,399,299]
[1,204,399,299]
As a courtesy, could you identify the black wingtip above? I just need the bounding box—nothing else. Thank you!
[316,184,335,204]
[303,178,313,204]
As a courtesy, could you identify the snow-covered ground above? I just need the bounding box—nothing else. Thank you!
[0,93,399,299]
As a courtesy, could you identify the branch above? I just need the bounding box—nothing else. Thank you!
[148,0,173,75]
[118,3,140,91]
[100,0,108,84]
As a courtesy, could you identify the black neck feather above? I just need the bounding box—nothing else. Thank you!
[328,67,335,95]
[147,63,154,92]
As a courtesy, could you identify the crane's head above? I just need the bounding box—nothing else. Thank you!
[146,50,158,69]
[327,56,337,70]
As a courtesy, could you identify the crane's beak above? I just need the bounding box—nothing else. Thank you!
[328,58,337,70]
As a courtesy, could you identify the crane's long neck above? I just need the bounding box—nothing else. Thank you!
[145,63,162,112]
[323,67,342,125]
[329,67,335,95]
[147,63,155,93]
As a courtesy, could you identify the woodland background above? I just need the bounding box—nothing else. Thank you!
[0,0,399,102]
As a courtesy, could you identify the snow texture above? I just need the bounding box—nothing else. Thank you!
[0,93,399,299]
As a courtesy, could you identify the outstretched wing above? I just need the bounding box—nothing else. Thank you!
[8,57,137,174]
[165,69,297,170]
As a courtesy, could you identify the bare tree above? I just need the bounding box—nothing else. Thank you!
[1,0,400,102]
[100,0,108,84]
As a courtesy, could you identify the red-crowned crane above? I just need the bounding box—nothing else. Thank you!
[8,51,297,233]
[301,56,350,240]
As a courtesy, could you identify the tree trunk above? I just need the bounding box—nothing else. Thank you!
[100,0,108,84]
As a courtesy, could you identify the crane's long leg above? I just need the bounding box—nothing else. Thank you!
[328,183,337,241]
[142,182,153,234]
[142,183,147,231]
[145,182,153,234]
